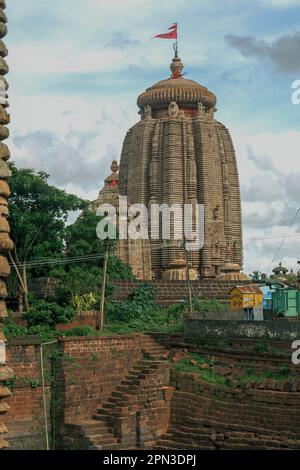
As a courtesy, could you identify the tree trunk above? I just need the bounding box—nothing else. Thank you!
[18,291,23,314]
[97,249,109,332]
[9,251,29,313]
[21,264,29,312]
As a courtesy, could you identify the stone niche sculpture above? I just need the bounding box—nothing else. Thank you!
[0,0,13,450]
[117,54,246,281]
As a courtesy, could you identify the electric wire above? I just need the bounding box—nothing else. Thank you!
[265,207,300,275]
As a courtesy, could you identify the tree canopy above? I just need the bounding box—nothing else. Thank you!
[8,163,88,309]
[9,163,88,264]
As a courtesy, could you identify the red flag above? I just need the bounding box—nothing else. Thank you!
[151,23,177,40]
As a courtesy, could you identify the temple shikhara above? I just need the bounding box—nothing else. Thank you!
[98,54,246,282]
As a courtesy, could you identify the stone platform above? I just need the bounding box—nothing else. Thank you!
[111,279,251,307]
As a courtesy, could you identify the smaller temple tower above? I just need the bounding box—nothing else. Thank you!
[93,160,119,212]
[93,160,152,280]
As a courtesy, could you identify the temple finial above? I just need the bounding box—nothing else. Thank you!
[170,55,184,79]
[111,159,119,174]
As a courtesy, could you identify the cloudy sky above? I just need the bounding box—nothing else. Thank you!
[5,0,300,275]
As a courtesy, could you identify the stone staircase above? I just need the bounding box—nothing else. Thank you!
[66,335,172,450]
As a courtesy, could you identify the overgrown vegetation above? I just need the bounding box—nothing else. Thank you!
[23,298,75,328]
[173,353,230,386]
[193,298,226,316]
[3,282,186,340]
[172,352,294,388]
[105,283,184,332]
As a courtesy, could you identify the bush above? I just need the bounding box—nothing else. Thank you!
[104,284,185,332]
[166,302,186,318]
[106,283,157,323]
[3,321,28,338]
[62,326,99,337]
[128,283,156,305]
[23,299,75,328]
[3,320,58,343]
[71,293,97,313]
[27,325,58,343]
[193,298,225,314]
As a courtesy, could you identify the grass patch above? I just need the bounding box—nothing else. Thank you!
[237,363,292,384]
[173,353,232,387]
[254,340,269,354]
[173,354,293,388]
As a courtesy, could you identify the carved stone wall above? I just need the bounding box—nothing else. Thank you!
[0,0,12,450]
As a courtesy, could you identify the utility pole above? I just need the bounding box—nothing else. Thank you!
[179,240,193,317]
[97,247,109,332]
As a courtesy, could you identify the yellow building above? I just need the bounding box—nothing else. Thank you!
[230,285,263,320]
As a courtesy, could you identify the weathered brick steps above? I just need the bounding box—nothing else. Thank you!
[192,347,294,374]
[152,334,296,375]
[66,335,172,450]
[153,334,293,351]
[156,373,300,450]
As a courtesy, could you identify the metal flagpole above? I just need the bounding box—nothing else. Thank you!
[173,23,178,57]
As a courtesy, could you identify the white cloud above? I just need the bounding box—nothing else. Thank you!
[260,0,300,7]
[231,129,300,274]
[10,44,128,75]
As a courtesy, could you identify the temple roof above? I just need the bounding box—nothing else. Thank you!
[104,159,119,187]
[272,262,289,275]
[93,160,119,212]
[137,56,216,111]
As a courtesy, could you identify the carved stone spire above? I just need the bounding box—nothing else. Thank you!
[120,54,245,280]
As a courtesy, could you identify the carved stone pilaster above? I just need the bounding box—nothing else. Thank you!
[0,0,12,450]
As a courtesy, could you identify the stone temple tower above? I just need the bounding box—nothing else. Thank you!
[119,55,245,281]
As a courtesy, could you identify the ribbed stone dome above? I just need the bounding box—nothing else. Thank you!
[137,56,217,110]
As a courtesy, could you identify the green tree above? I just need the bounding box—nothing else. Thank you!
[64,210,133,280]
[249,271,262,282]
[9,163,88,311]
[49,210,133,320]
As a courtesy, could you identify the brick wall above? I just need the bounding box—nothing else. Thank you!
[10,311,98,330]
[3,337,52,450]
[111,279,251,307]
[55,334,173,450]
[156,371,300,449]
[5,331,300,450]
[55,335,146,427]
[3,333,172,450]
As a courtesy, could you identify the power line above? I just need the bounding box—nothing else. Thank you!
[8,228,300,271]
[9,253,105,269]
[8,241,177,270]
[246,233,300,241]
[265,207,300,275]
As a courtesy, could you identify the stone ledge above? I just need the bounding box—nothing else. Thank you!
[58,333,145,343]
[8,335,41,346]
[184,319,300,341]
